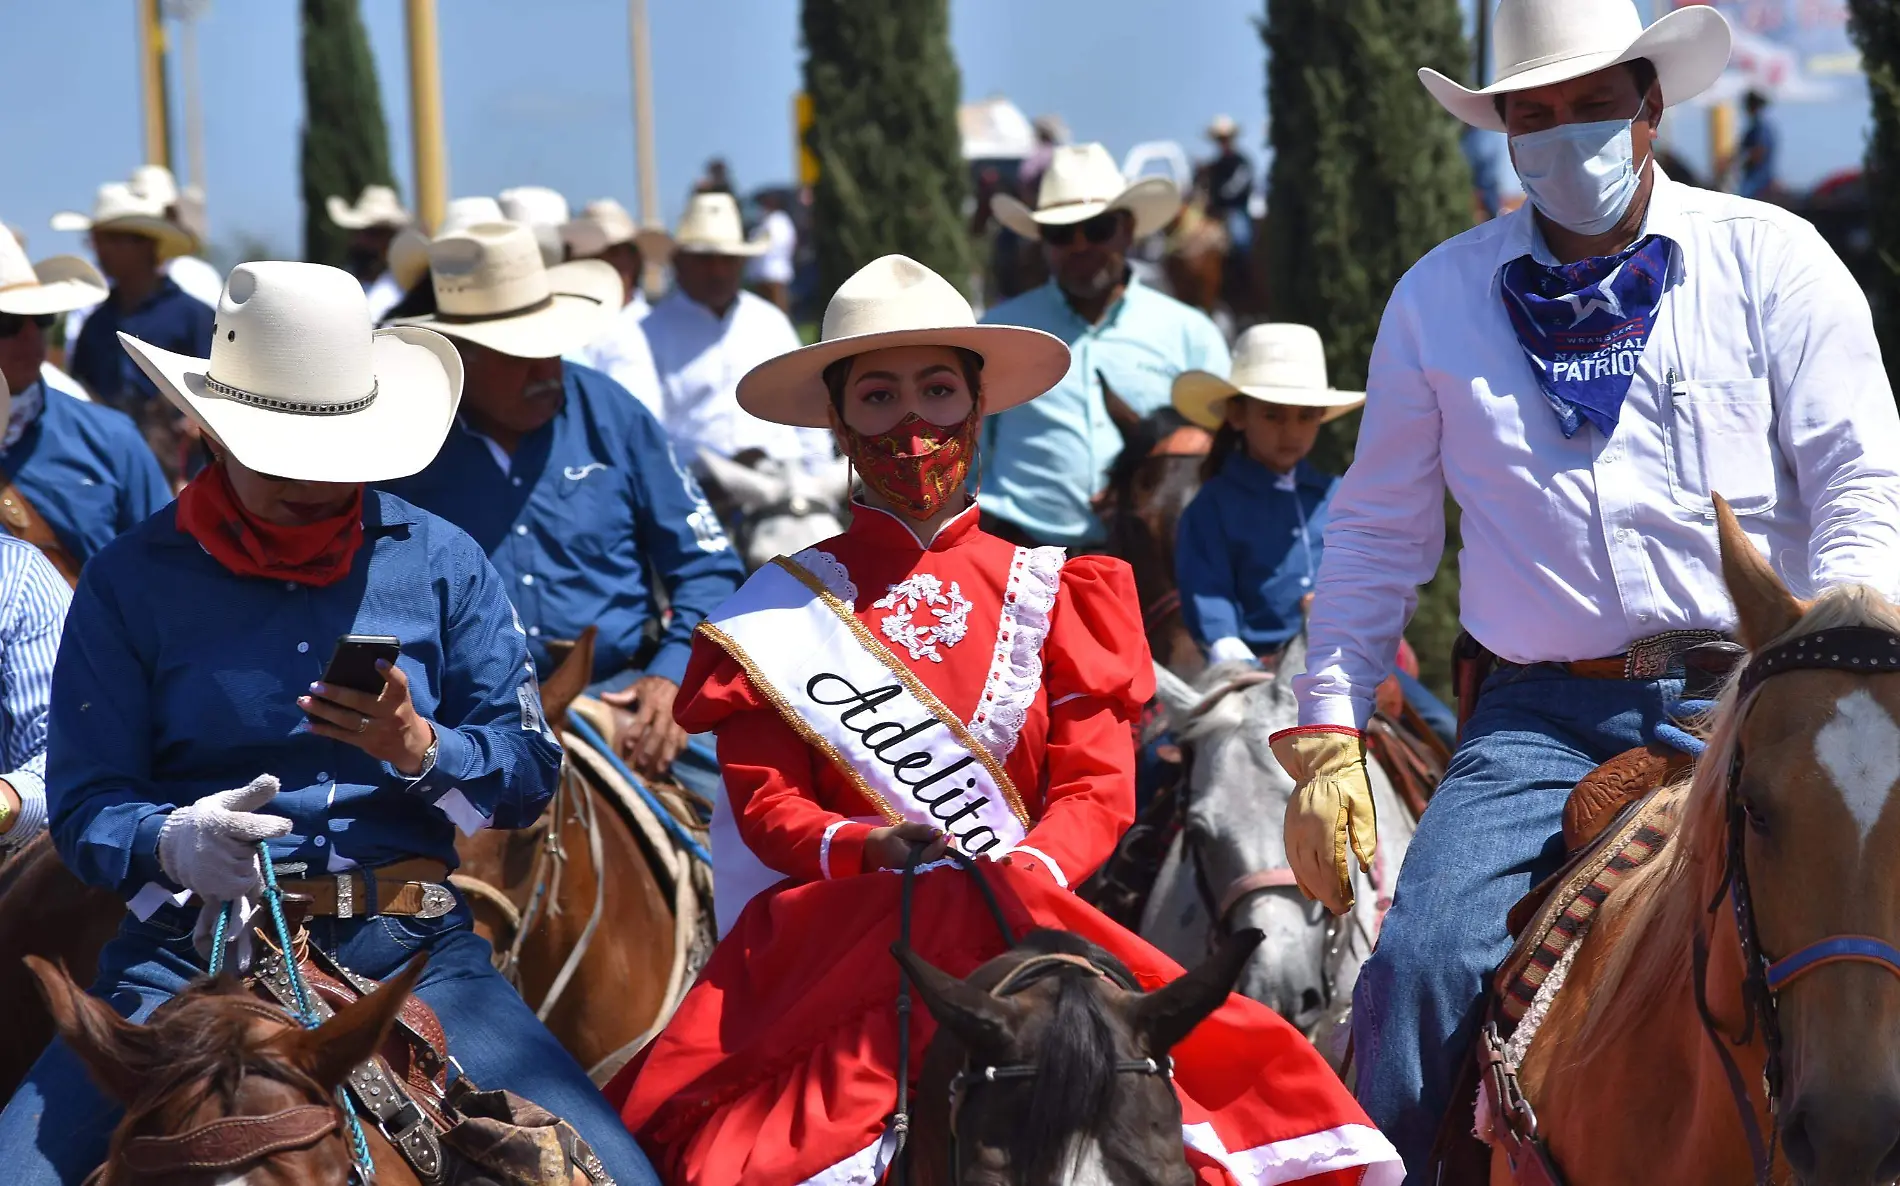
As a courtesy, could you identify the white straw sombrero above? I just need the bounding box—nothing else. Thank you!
[736,254,1069,430]
[326,184,413,231]
[672,193,766,257]
[991,142,1182,241]
[388,222,616,359]
[0,227,107,317]
[1420,0,1732,133]
[51,183,197,260]
[119,261,462,483]
[1172,324,1363,431]
[562,198,674,263]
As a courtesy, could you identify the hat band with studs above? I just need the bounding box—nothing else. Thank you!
[202,373,379,416]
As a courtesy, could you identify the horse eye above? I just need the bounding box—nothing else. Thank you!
[1741,796,1770,835]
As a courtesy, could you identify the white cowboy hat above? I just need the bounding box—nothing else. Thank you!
[1420,0,1732,133]
[672,193,766,257]
[51,183,197,260]
[991,142,1182,241]
[1172,324,1364,431]
[388,222,617,359]
[326,184,413,231]
[736,254,1068,430]
[384,227,433,294]
[499,186,571,267]
[561,198,674,263]
[437,196,505,237]
[0,226,108,317]
[1207,114,1239,140]
[126,164,209,242]
[119,261,462,483]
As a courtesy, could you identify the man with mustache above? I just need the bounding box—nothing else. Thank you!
[977,143,1229,548]
[382,222,743,786]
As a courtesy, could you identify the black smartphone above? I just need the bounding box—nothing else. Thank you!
[319,635,402,696]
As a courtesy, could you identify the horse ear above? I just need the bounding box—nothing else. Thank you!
[538,624,597,732]
[26,955,150,1104]
[285,956,427,1089]
[890,943,1023,1056]
[1714,493,1805,650]
[1130,928,1261,1054]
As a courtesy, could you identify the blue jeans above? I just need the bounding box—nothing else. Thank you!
[1351,666,1684,1180]
[0,898,658,1186]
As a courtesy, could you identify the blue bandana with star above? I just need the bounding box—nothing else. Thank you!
[1499,235,1674,438]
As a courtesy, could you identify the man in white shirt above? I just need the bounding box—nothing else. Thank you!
[561,199,669,409]
[746,190,798,312]
[640,193,831,471]
[1268,1,1900,1174]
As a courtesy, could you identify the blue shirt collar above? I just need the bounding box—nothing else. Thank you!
[153,485,421,550]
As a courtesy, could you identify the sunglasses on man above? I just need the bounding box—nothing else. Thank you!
[0,313,55,339]
[1040,213,1123,248]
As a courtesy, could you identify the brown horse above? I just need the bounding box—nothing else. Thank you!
[1484,499,1900,1185]
[893,927,1260,1186]
[27,953,422,1186]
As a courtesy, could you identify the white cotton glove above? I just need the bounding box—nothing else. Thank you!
[157,775,292,902]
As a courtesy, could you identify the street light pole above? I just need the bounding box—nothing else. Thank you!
[136,0,172,170]
[162,0,210,195]
[406,0,449,231]
[1475,0,1492,88]
[628,0,660,228]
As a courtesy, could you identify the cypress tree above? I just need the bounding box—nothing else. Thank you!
[1848,0,1900,367]
[802,0,973,306]
[1262,0,1472,694]
[299,0,397,267]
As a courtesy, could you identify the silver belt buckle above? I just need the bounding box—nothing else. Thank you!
[414,882,456,919]
[334,872,355,920]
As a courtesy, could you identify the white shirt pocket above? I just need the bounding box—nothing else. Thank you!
[1665,377,1778,516]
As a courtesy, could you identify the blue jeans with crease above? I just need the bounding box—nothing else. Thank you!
[0,897,659,1186]
[1350,665,1684,1181]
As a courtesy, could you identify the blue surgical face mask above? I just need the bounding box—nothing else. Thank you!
[1509,107,1651,237]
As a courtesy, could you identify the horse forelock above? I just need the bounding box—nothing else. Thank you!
[1581,585,1900,1043]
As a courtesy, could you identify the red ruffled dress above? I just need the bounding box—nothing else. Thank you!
[607,504,1398,1186]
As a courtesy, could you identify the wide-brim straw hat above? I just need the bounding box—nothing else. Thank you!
[119,261,462,483]
[736,254,1069,429]
[561,198,674,263]
[992,142,1182,241]
[437,196,505,237]
[1172,323,1364,431]
[327,184,414,231]
[51,182,197,261]
[673,192,766,257]
[1420,0,1732,133]
[0,227,108,317]
[388,221,616,359]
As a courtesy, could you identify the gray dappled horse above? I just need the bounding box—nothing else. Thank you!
[697,449,851,572]
[1140,632,1415,1060]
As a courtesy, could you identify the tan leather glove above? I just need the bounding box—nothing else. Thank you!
[1269,727,1376,916]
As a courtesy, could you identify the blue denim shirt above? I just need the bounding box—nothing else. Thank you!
[67,277,215,406]
[381,363,743,686]
[1175,454,1337,656]
[5,382,171,566]
[978,275,1229,546]
[47,491,562,900]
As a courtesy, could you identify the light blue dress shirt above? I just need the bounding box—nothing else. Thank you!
[977,275,1229,546]
[0,536,70,851]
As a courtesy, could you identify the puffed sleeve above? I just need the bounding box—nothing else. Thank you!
[1009,555,1153,890]
[675,631,878,881]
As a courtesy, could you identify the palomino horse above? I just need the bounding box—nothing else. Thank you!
[1141,637,1415,1043]
[1477,498,1900,1185]
[894,927,1262,1186]
[27,953,425,1186]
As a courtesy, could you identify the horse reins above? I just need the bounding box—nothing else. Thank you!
[1702,625,1900,1186]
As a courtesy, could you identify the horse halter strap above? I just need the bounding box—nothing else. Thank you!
[118,1105,339,1176]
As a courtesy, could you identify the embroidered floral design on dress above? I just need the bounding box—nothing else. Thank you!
[873,573,973,663]
[968,546,1065,762]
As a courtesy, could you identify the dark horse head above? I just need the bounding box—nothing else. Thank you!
[1097,380,1211,680]
[895,927,1261,1186]
[27,954,423,1185]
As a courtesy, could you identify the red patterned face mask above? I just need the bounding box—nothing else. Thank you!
[835,405,980,520]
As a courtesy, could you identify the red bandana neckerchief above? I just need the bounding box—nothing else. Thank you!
[175,462,365,587]
[834,405,980,520]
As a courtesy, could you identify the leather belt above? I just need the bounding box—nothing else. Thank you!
[277,859,456,920]
[1509,630,1735,682]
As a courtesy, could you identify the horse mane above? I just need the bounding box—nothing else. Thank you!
[1005,930,1133,1182]
[1580,585,1900,1041]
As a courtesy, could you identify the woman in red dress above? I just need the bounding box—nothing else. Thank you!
[607,256,1399,1186]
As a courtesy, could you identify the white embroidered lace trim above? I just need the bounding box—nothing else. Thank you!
[967,545,1064,763]
[791,547,858,604]
[819,819,849,881]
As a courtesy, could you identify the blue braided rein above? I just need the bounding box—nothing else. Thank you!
[207,845,377,1182]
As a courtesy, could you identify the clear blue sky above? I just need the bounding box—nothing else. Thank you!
[0,0,1871,264]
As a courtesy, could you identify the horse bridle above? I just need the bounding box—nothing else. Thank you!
[1703,625,1900,1186]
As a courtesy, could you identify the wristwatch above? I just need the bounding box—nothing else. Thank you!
[410,728,440,782]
